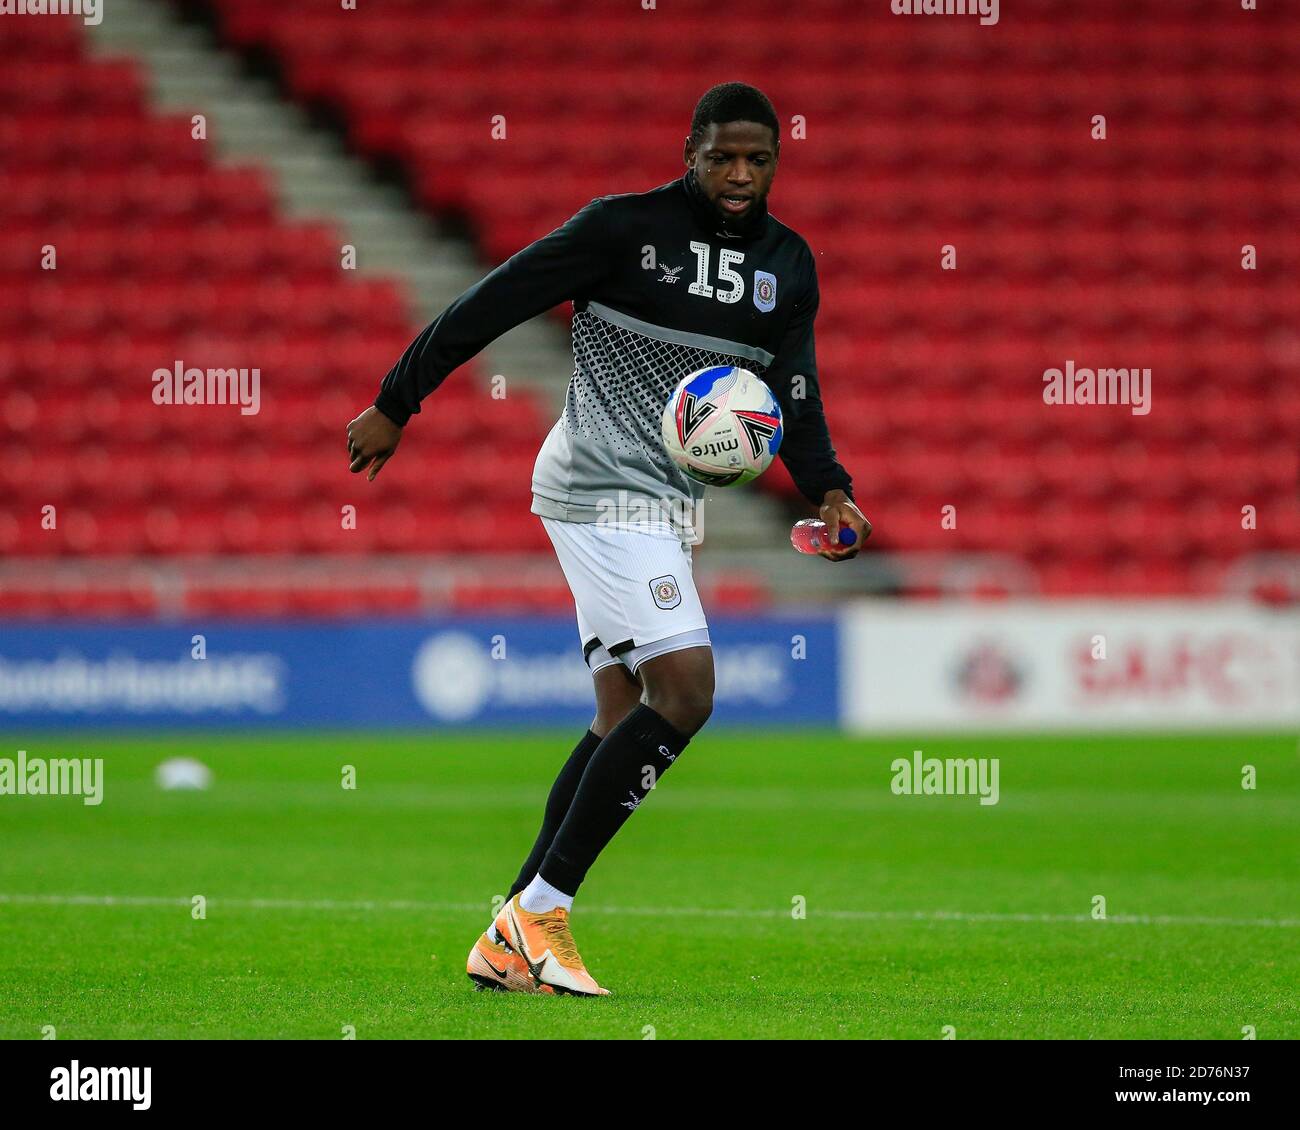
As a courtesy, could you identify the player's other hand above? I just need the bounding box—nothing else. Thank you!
[347,406,403,480]
[817,489,870,561]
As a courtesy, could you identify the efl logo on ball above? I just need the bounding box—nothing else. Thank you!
[661,365,782,487]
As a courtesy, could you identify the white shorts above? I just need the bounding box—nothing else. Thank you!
[541,517,711,677]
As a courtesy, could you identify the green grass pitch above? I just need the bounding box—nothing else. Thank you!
[1,730,1296,1039]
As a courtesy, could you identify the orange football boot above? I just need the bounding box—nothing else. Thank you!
[498,893,610,997]
[466,929,553,994]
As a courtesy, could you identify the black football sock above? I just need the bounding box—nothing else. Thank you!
[507,728,604,899]
[539,704,690,896]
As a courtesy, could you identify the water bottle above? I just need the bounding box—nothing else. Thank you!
[790,518,858,554]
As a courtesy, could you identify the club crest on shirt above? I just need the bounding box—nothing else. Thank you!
[649,575,681,609]
[753,270,777,313]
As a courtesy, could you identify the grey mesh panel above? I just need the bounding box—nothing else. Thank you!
[531,305,770,532]
[587,301,776,368]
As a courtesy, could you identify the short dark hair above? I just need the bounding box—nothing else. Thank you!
[689,82,780,146]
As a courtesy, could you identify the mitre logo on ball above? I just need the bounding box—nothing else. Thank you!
[661,365,782,487]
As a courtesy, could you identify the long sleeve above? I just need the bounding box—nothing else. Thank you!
[765,253,855,505]
[374,198,612,426]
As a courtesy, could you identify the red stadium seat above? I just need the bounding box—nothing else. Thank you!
[0,18,554,571]
[2,0,1294,600]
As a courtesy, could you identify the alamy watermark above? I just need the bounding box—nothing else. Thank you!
[152,361,261,416]
[1,750,103,806]
[594,491,705,545]
[891,750,999,806]
[50,1062,150,1110]
[1043,360,1151,416]
[0,0,101,26]
[891,0,999,27]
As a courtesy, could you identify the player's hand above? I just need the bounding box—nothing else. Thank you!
[347,406,402,480]
[817,489,870,561]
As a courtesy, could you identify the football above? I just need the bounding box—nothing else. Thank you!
[661,365,783,487]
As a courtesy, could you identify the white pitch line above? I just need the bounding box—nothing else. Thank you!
[0,893,1295,929]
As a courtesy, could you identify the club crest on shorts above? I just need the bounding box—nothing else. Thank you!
[649,574,681,610]
[753,270,777,313]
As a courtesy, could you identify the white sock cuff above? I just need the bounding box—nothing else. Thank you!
[519,874,574,914]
